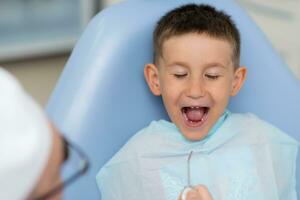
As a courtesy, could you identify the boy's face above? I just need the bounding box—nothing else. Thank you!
[144,33,246,141]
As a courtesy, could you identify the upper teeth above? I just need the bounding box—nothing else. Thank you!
[190,106,200,109]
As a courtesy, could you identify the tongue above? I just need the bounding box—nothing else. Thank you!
[186,107,205,122]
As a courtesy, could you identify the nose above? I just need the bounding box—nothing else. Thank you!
[185,78,206,99]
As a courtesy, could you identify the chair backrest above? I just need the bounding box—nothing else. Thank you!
[46,0,300,199]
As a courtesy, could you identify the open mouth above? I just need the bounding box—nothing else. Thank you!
[181,106,209,128]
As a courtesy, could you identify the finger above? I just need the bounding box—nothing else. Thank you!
[180,187,194,200]
[194,185,213,200]
[186,189,201,200]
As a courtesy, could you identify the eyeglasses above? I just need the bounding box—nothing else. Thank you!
[33,137,90,200]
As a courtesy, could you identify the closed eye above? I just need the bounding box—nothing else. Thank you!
[205,74,220,80]
[174,74,187,79]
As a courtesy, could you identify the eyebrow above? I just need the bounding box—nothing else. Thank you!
[204,63,227,69]
[165,61,189,68]
[165,61,227,69]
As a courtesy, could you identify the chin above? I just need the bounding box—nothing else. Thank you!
[180,128,209,141]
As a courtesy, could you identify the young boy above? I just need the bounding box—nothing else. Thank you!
[97,4,299,200]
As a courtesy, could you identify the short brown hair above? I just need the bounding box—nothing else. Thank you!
[153,4,240,68]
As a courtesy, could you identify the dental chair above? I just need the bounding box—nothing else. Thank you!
[46,0,300,199]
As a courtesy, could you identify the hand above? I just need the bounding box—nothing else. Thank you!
[178,185,213,200]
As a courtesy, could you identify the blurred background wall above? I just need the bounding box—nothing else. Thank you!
[1,0,99,106]
[1,0,299,106]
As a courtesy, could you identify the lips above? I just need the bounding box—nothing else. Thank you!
[181,106,209,128]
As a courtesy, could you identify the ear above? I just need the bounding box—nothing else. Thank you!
[144,63,161,96]
[231,66,247,96]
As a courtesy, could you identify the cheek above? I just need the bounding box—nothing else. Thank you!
[47,163,62,190]
[161,84,181,102]
[161,77,180,96]
[54,167,62,184]
[208,82,232,103]
[160,87,182,117]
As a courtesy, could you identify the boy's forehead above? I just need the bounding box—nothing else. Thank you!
[161,33,235,51]
[159,33,235,67]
